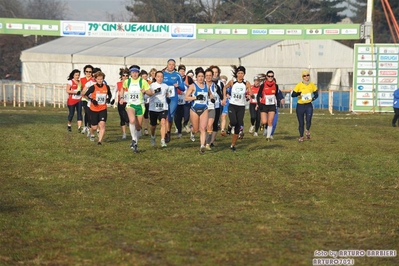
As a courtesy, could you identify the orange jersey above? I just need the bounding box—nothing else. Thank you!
[89,84,110,112]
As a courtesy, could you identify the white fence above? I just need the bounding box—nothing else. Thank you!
[1,81,351,113]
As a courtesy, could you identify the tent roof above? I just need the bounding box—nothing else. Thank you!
[21,37,283,60]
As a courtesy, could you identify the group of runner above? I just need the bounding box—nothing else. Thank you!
[66,59,319,152]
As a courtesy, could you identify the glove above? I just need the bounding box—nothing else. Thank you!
[110,99,115,105]
[196,94,205,101]
[246,96,250,101]
[76,90,81,95]
[251,94,255,99]
[91,100,99,106]
[211,98,215,103]
[166,97,171,104]
[154,87,161,93]
[106,98,110,104]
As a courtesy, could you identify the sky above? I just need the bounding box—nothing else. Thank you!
[66,0,130,21]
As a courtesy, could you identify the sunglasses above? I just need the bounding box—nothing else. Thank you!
[303,74,310,77]
[267,75,274,78]
[85,71,92,73]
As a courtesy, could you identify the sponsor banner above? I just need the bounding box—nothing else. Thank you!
[357,92,373,98]
[378,77,397,84]
[357,77,376,84]
[357,62,377,69]
[358,54,376,61]
[378,92,394,99]
[269,29,285,35]
[379,47,399,54]
[0,18,360,40]
[379,54,399,61]
[354,44,399,112]
[379,70,398,76]
[378,85,397,91]
[378,100,393,107]
[357,69,376,76]
[356,85,374,91]
[357,47,377,54]
[198,28,213,34]
[356,99,373,106]
[379,62,398,69]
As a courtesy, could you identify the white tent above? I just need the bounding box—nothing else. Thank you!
[20,37,354,90]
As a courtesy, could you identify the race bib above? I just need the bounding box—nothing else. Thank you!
[154,100,164,111]
[178,94,185,105]
[72,94,82,100]
[167,86,175,98]
[195,93,207,104]
[265,95,276,105]
[302,93,312,101]
[96,93,106,104]
[127,92,140,104]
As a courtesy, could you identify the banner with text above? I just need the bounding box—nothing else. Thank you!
[0,18,361,40]
[353,44,399,112]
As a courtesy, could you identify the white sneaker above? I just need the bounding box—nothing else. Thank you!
[184,125,191,133]
[144,129,148,135]
[190,132,195,142]
[177,133,182,139]
[150,136,156,146]
[81,126,87,134]
[87,129,91,137]
[174,128,178,134]
[270,135,274,140]
[161,138,167,147]
[122,133,127,139]
[200,145,206,153]
[96,129,100,134]
[137,130,142,138]
[263,128,267,136]
[249,125,254,134]
[253,132,258,137]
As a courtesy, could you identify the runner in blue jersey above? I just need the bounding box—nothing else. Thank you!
[162,59,185,143]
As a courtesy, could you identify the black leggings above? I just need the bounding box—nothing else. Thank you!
[296,103,313,137]
[392,108,399,125]
[174,104,190,133]
[212,108,221,132]
[82,101,91,127]
[118,103,129,126]
[228,104,245,134]
[249,104,260,132]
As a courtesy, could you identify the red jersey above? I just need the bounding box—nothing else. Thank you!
[249,85,259,104]
[259,82,277,106]
[67,79,81,106]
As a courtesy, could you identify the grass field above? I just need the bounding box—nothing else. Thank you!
[0,106,398,266]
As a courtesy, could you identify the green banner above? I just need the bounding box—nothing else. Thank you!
[0,17,361,40]
[353,44,398,112]
[196,24,360,40]
[0,18,60,36]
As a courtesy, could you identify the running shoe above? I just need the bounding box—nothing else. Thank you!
[165,132,171,143]
[205,144,212,150]
[230,145,236,152]
[144,129,148,135]
[122,133,127,140]
[177,133,182,139]
[298,137,304,142]
[90,135,95,142]
[305,131,311,140]
[78,127,82,133]
[266,137,271,142]
[87,129,91,137]
[97,142,102,146]
[210,143,215,148]
[190,132,195,142]
[81,127,87,134]
[96,129,100,134]
[249,125,254,134]
[184,124,191,133]
[130,140,136,149]
[67,125,72,132]
[227,125,232,135]
[270,135,274,140]
[263,128,267,136]
[200,145,206,153]
[238,129,244,140]
[253,132,258,137]
[392,123,397,127]
[137,130,142,138]
[161,139,167,148]
[150,136,156,147]
[221,130,226,137]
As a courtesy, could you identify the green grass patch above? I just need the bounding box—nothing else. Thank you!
[0,107,398,265]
